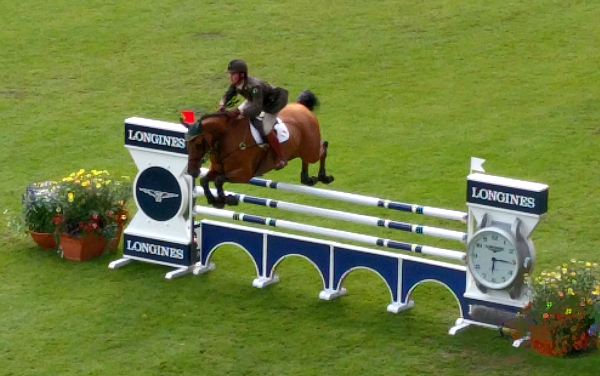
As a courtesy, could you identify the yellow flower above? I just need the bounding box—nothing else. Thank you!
[91,170,100,175]
[571,258,577,264]
[593,284,600,295]
[565,308,572,315]
[567,288,574,295]
[78,169,85,175]
[585,262,592,267]
[68,193,74,203]
[96,183,101,188]
[562,268,567,274]
[62,177,73,182]
[81,181,90,187]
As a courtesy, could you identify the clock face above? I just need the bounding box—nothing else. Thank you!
[467,229,520,290]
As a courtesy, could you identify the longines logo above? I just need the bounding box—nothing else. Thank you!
[135,166,182,221]
[127,130,185,149]
[125,240,185,259]
[470,187,535,209]
[139,188,180,203]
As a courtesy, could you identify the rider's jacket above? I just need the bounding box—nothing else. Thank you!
[222,75,288,118]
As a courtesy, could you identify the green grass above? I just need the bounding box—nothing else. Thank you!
[1,0,600,374]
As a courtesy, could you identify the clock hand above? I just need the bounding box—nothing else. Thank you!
[491,258,496,273]
[494,259,516,265]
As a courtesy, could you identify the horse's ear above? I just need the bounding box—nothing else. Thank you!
[185,122,203,141]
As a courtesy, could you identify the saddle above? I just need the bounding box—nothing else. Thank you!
[249,116,290,144]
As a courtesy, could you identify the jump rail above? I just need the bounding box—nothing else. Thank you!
[193,205,466,262]
[199,168,467,222]
[193,187,467,243]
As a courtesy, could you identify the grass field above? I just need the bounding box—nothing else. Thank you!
[1,0,600,375]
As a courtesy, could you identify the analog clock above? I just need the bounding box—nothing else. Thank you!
[466,226,521,290]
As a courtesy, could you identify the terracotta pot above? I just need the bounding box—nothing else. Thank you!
[59,233,106,261]
[529,324,558,356]
[29,231,57,250]
[529,321,598,357]
[107,224,124,253]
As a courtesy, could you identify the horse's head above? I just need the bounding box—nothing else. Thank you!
[180,110,240,177]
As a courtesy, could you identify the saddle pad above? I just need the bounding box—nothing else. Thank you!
[249,118,290,144]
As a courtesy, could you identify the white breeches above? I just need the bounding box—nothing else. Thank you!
[239,100,278,134]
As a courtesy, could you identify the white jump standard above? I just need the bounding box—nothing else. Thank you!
[112,117,549,337]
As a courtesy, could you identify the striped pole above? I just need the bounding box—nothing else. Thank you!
[199,168,467,223]
[193,205,466,262]
[193,187,467,243]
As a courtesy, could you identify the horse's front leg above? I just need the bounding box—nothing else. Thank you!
[214,174,239,206]
[200,173,220,207]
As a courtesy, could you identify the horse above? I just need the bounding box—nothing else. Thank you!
[181,90,334,208]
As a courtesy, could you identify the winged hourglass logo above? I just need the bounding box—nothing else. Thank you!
[139,188,180,203]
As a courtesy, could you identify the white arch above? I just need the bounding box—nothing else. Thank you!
[204,241,261,277]
[404,279,464,317]
[335,266,396,304]
[269,254,328,290]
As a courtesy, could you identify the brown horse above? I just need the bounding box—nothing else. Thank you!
[181,90,334,208]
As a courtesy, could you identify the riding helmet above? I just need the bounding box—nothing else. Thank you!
[226,59,248,75]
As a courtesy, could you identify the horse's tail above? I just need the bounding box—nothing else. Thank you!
[296,90,319,112]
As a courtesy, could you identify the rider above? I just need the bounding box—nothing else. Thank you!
[218,59,289,170]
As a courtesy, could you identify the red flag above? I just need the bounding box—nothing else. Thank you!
[181,110,195,124]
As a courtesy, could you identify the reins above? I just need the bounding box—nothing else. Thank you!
[207,119,266,165]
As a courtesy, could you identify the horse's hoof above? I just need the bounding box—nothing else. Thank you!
[224,195,239,206]
[303,176,318,186]
[211,198,225,209]
[319,174,334,184]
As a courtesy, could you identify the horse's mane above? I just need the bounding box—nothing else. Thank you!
[199,111,230,121]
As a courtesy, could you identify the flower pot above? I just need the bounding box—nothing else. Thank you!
[29,231,57,250]
[529,324,558,356]
[529,321,598,357]
[59,233,106,261]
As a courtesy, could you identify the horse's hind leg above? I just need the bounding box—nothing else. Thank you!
[300,162,318,186]
[300,141,334,186]
[317,141,334,184]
